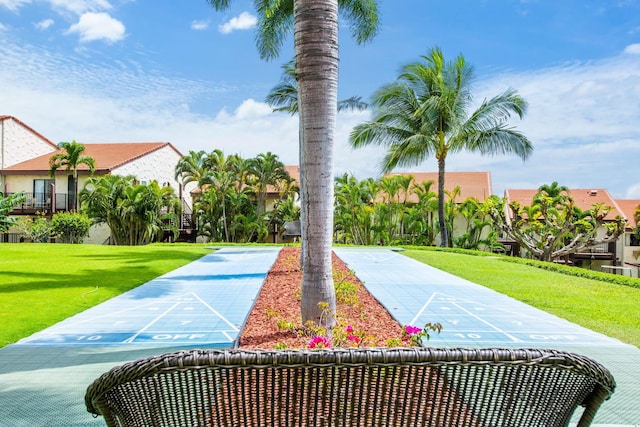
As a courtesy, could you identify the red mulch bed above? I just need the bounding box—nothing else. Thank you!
[238,247,411,349]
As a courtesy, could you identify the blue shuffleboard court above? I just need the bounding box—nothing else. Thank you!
[334,247,631,349]
[13,247,281,348]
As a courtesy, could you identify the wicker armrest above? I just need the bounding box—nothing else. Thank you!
[86,347,615,427]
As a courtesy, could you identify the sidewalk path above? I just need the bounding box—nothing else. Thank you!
[334,247,640,426]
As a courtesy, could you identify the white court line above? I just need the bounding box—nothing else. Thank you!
[193,293,239,331]
[451,302,523,343]
[409,293,439,326]
[37,294,192,333]
[123,302,181,343]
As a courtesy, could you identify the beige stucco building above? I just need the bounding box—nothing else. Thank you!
[1,116,191,244]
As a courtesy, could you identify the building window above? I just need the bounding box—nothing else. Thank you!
[630,232,640,247]
[33,179,54,208]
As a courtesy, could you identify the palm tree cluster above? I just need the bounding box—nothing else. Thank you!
[334,173,501,250]
[175,150,298,243]
[80,175,180,246]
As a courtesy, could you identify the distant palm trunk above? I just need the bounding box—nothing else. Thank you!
[437,156,448,247]
[296,0,338,328]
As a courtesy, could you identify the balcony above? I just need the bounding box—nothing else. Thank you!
[6,192,69,215]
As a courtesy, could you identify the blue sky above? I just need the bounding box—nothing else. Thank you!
[1,0,639,198]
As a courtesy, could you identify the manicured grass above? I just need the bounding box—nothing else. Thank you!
[0,243,212,347]
[403,248,640,348]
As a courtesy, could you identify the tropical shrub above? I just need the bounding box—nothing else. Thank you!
[17,213,51,243]
[80,175,180,245]
[50,212,91,243]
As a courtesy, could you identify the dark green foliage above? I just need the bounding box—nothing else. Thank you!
[50,212,92,243]
[0,191,26,232]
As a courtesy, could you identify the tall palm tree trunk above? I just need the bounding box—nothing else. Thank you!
[296,0,338,328]
[437,156,448,247]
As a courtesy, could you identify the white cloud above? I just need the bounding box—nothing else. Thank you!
[0,0,31,12]
[66,12,125,43]
[34,18,54,30]
[623,43,640,55]
[0,22,7,31]
[462,49,640,197]
[218,11,256,34]
[625,183,640,199]
[190,19,209,31]
[49,0,112,15]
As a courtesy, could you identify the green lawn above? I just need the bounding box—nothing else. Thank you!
[403,248,640,348]
[0,243,212,347]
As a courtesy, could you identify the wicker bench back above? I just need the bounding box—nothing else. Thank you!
[85,347,615,427]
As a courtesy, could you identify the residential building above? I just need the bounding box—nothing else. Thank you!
[1,116,192,243]
[615,199,640,278]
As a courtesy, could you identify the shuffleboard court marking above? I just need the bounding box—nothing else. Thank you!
[123,301,182,343]
[17,291,244,346]
[410,294,523,343]
[14,247,281,347]
[408,291,438,325]
[333,247,631,349]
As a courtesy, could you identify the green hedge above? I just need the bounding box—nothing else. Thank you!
[402,245,640,289]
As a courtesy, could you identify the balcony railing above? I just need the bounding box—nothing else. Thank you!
[6,192,69,214]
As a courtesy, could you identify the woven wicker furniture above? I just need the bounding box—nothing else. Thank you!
[85,347,615,427]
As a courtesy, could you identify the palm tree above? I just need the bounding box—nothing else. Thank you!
[174,150,212,188]
[247,152,291,216]
[350,47,533,247]
[49,140,96,212]
[206,0,379,328]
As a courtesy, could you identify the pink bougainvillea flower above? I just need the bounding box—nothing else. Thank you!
[308,336,330,349]
[405,325,423,335]
[345,325,354,333]
[347,334,360,344]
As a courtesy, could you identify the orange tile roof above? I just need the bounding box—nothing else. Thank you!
[384,171,493,203]
[504,188,625,220]
[0,115,57,148]
[615,199,640,229]
[1,142,182,175]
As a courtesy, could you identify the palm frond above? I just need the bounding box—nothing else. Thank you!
[338,0,380,44]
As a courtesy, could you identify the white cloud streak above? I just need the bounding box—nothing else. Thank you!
[49,0,112,15]
[1,38,639,199]
[624,43,640,54]
[190,19,209,31]
[34,18,54,30]
[0,0,31,12]
[218,11,257,34]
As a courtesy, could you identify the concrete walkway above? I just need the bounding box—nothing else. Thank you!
[0,246,637,426]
